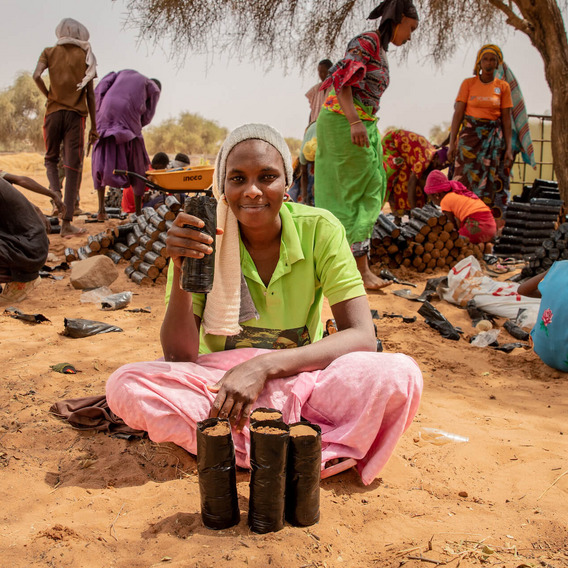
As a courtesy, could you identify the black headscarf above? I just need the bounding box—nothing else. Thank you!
[368,0,419,51]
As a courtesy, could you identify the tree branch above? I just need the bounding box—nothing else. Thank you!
[486,0,533,36]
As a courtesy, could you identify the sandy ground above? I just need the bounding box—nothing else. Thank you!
[0,154,567,568]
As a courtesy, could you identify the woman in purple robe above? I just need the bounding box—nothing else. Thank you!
[91,69,161,217]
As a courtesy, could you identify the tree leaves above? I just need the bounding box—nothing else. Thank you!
[0,72,45,151]
[123,0,514,69]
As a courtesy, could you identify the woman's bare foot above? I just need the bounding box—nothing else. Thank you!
[362,272,392,290]
[355,255,392,290]
[97,211,109,221]
[60,220,87,238]
[321,457,358,479]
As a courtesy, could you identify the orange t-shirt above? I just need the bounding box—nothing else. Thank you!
[455,77,513,121]
[440,192,491,223]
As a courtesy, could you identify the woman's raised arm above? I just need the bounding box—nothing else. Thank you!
[160,212,217,362]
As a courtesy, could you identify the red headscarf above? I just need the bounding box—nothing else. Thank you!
[424,170,479,199]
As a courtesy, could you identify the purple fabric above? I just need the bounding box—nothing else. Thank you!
[91,137,150,195]
[435,146,448,165]
[94,70,160,143]
[91,70,160,193]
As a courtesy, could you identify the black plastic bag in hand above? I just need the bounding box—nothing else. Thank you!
[286,422,321,527]
[63,318,123,338]
[180,195,217,293]
[418,301,461,341]
[196,418,240,530]
[249,420,289,534]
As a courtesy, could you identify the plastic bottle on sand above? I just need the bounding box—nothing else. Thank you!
[420,428,469,445]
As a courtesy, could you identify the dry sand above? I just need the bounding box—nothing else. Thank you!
[0,154,566,568]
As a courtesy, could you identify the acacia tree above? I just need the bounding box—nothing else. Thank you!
[123,0,568,199]
[0,72,45,152]
[144,111,228,155]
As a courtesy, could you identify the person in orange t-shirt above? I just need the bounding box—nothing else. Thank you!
[424,170,497,245]
[448,44,513,224]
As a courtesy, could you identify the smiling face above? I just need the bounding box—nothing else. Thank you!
[224,139,287,231]
[391,16,418,46]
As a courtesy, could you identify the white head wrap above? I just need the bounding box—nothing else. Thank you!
[55,18,97,90]
[202,124,293,336]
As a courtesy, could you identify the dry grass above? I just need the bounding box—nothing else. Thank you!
[0,152,93,177]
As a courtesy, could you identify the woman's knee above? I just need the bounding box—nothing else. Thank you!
[106,363,142,405]
[335,351,423,390]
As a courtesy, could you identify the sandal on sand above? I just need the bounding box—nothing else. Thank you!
[320,458,357,479]
[500,257,523,265]
[483,254,499,266]
[61,227,87,238]
[486,263,509,276]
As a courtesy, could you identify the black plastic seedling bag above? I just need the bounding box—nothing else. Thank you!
[180,194,217,293]
[250,407,283,426]
[63,318,123,338]
[4,307,50,324]
[248,420,289,533]
[466,300,495,327]
[503,319,530,341]
[101,292,132,311]
[418,301,461,341]
[196,418,240,530]
[493,342,528,353]
[285,422,321,527]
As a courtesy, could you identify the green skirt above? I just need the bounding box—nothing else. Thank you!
[314,105,386,245]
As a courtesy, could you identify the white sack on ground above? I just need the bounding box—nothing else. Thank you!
[442,256,541,328]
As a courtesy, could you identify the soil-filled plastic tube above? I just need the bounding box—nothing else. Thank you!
[250,407,283,426]
[286,422,322,527]
[196,418,240,530]
[180,194,217,293]
[248,421,290,533]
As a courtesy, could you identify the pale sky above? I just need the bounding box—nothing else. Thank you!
[1,0,554,141]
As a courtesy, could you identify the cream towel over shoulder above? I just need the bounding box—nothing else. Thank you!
[201,124,293,336]
[55,18,97,90]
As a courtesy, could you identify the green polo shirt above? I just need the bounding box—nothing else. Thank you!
[165,202,365,353]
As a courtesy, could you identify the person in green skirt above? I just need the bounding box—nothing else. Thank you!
[314,0,419,289]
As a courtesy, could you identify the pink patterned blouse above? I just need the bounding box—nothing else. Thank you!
[321,31,389,115]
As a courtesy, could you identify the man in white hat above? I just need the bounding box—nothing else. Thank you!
[33,18,98,237]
